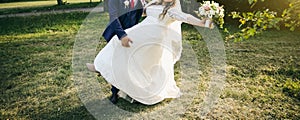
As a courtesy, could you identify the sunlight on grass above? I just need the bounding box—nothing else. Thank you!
[1,12,88,35]
[0,11,299,119]
[0,1,57,9]
[181,25,300,119]
[0,12,99,119]
[0,0,100,15]
[0,0,96,9]
[0,32,95,119]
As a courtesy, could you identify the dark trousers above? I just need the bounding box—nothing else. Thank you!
[111,85,119,95]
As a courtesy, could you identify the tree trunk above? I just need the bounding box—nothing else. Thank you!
[57,0,63,5]
[104,0,108,12]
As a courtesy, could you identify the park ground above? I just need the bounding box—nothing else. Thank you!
[0,0,300,119]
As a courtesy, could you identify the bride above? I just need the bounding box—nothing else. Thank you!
[87,0,212,105]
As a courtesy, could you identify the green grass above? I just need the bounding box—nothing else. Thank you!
[1,12,88,35]
[181,25,300,119]
[0,11,299,119]
[0,0,100,15]
[0,12,95,119]
[0,0,96,8]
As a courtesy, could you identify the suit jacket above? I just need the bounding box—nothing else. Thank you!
[102,0,145,42]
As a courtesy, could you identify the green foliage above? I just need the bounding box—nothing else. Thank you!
[193,0,295,42]
[211,0,289,13]
[283,79,300,100]
[224,0,300,42]
[247,0,264,7]
[282,1,300,31]
[226,9,282,41]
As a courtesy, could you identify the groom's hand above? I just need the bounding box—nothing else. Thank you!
[121,36,133,47]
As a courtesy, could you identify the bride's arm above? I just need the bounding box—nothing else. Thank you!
[168,8,209,28]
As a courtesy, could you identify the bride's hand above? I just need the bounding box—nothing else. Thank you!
[204,18,214,29]
[209,23,214,29]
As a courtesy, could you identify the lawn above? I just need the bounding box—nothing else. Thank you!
[0,0,100,15]
[0,11,299,119]
[0,0,97,9]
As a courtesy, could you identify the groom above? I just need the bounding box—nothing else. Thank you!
[102,0,146,104]
[103,0,145,46]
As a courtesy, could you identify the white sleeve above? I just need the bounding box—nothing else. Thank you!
[168,8,204,26]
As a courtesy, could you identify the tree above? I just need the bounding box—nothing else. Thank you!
[57,0,63,5]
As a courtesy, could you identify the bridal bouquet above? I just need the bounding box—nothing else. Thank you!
[197,1,225,28]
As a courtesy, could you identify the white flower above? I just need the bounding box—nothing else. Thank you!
[208,14,213,18]
[199,7,205,15]
[124,0,129,8]
[210,10,215,15]
[219,9,225,17]
[199,7,204,12]
[198,1,224,19]
[213,2,219,8]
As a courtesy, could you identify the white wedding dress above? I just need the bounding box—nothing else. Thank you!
[94,4,203,105]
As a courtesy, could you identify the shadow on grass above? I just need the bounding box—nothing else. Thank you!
[0,34,72,82]
[0,33,78,119]
[32,104,96,120]
[262,67,300,100]
[115,97,171,113]
[262,67,300,80]
[0,32,160,119]
[0,12,89,36]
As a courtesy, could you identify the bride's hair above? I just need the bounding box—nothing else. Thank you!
[159,0,176,19]
[151,0,176,20]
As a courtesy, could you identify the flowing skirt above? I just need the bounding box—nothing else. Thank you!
[94,19,182,105]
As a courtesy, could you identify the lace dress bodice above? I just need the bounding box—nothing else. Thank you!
[143,5,202,26]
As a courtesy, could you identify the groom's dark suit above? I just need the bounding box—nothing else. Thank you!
[102,0,144,42]
[102,0,145,103]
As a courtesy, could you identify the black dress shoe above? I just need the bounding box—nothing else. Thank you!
[109,93,118,104]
